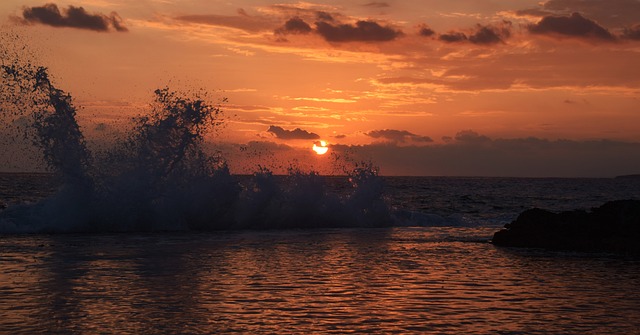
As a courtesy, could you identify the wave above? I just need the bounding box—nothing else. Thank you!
[0,61,399,233]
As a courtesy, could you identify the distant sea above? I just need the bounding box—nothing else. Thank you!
[1,173,640,334]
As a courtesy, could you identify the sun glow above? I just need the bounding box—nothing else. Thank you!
[313,140,329,155]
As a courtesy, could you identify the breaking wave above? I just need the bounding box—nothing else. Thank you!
[0,61,395,233]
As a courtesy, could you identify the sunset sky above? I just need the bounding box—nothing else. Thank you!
[1,0,640,176]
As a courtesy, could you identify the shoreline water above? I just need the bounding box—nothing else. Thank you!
[1,226,639,334]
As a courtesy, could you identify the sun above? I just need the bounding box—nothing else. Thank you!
[312,140,329,155]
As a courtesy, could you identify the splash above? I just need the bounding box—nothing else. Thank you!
[0,62,393,233]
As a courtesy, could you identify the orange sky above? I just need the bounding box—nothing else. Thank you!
[1,0,640,176]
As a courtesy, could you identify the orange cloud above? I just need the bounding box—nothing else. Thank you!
[175,10,276,33]
[622,24,640,40]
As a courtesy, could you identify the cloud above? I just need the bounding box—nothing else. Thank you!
[468,23,511,44]
[528,12,615,41]
[517,0,640,28]
[515,8,554,18]
[468,26,501,44]
[332,134,640,177]
[622,24,640,40]
[176,9,275,33]
[454,130,491,143]
[439,31,467,42]
[363,2,390,8]
[19,3,128,32]
[267,125,320,140]
[315,20,403,42]
[376,40,640,90]
[275,17,312,35]
[438,22,511,44]
[316,11,334,22]
[418,24,435,37]
[366,129,433,143]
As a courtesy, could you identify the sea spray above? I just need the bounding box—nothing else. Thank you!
[0,62,394,233]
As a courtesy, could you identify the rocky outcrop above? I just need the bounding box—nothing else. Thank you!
[492,200,640,255]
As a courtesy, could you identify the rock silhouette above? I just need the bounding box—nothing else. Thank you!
[492,200,640,255]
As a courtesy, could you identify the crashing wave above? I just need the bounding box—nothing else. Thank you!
[1,62,393,233]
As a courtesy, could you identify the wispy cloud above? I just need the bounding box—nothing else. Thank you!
[366,129,433,143]
[622,24,640,40]
[175,9,276,33]
[363,2,390,9]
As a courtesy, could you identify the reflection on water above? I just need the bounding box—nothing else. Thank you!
[1,228,640,334]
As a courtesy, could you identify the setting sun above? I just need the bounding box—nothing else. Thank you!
[313,140,329,155]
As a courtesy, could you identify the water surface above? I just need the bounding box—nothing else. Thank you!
[2,228,639,334]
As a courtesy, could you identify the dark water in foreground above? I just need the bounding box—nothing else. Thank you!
[2,175,640,334]
[2,229,640,334]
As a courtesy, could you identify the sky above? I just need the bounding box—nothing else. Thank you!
[1,0,640,177]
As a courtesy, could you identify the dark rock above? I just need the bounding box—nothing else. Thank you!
[492,199,640,255]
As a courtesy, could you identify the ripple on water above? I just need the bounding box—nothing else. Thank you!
[1,228,639,334]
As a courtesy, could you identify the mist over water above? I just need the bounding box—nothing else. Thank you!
[0,58,394,233]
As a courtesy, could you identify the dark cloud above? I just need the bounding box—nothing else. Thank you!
[418,25,435,37]
[469,26,502,44]
[520,0,640,28]
[528,12,615,41]
[267,125,320,140]
[363,2,390,8]
[438,23,511,45]
[439,31,467,42]
[316,11,334,22]
[275,17,312,35]
[366,129,433,143]
[622,24,640,40]
[315,20,403,42]
[454,130,491,143]
[469,23,511,44]
[20,3,127,32]
[333,134,640,177]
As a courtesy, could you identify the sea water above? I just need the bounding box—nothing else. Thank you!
[2,175,640,334]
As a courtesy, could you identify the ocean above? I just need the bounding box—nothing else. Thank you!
[2,174,640,334]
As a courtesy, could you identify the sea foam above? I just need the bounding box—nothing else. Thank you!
[0,60,394,233]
